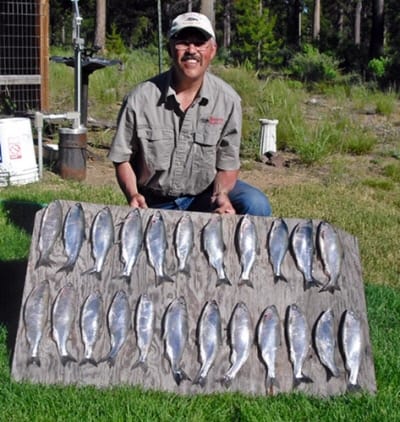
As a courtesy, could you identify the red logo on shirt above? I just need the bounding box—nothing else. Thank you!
[208,116,224,125]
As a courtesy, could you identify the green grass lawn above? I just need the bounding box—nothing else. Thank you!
[0,177,399,421]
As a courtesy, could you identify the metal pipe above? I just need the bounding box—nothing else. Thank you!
[71,0,83,127]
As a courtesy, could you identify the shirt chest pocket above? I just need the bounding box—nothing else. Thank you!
[138,128,174,170]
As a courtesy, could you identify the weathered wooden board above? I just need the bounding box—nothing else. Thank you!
[11,200,376,396]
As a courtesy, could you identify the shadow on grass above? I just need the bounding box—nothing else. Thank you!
[0,259,27,364]
[0,199,44,235]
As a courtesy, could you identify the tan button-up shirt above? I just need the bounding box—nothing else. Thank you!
[108,69,242,197]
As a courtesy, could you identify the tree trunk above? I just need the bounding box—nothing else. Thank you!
[369,0,384,59]
[94,0,106,51]
[223,0,231,48]
[354,0,362,46]
[313,0,321,42]
[200,0,215,29]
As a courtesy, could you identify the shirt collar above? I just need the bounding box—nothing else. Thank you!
[163,68,210,107]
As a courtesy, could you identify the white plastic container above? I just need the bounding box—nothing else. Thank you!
[0,117,39,185]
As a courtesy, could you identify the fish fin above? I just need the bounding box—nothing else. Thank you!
[238,278,254,288]
[274,273,288,284]
[155,274,174,286]
[79,358,98,367]
[173,368,191,386]
[111,273,131,283]
[216,278,232,287]
[131,359,148,373]
[27,356,41,367]
[61,354,77,366]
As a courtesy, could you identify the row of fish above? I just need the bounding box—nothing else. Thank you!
[24,282,363,392]
[36,202,343,292]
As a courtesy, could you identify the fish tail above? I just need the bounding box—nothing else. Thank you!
[155,274,174,286]
[57,261,75,274]
[238,278,254,288]
[192,371,207,388]
[220,375,232,388]
[81,267,101,279]
[319,282,341,294]
[347,382,362,393]
[216,277,232,287]
[274,273,288,284]
[61,354,77,366]
[173,368,191,386]
[27,356,41,367]
[35,255,53,269]
[79,358,98,367]
[131,358,148,373]
[294,374,313,387]
[304,277,323,290]
[265,375,280,392]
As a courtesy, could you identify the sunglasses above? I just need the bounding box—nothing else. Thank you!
[173,39,210,52]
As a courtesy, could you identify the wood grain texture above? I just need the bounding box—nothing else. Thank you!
[11,200,376,396]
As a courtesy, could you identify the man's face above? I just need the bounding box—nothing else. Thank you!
[170,29,217,83]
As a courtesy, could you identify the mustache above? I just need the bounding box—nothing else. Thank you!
[182,53,200,61]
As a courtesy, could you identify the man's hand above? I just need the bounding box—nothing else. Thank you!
[129,193,148,209]
[212,192,236,214]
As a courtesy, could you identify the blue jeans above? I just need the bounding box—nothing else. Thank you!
[146,180,272,216]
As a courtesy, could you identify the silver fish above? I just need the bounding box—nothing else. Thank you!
[287,304,313,386]
[101,290,131,367]
[291,219,321,289]
[221,302,252,388]
[163,296,190,385]
[58,203,85,273]
[193,300,222,387]
[315,309,340,378]
[316,221,343,293]
[52,283,77,366]
[236,215,258,288]
[83,207,114,278]
[342,309,363,391]
[173,213,194,276]
[36,200,63,268]
[202,214,231,286]
[23,280,50,366]
[79,291,103,367]
[257,305,281,392]
[145,211,173,286]
[268,218,289,283]
[116,208,143,280]
[132,293,155,372]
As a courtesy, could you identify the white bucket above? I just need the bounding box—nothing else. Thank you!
[0,117,39,185]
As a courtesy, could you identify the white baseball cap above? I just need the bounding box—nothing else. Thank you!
[168,12,215,39]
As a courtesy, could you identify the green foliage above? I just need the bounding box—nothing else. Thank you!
[232,0,282,69]
[129,16,153,48]
[368,57,389,79]
[106,23,127,55]
[289,44,339,83]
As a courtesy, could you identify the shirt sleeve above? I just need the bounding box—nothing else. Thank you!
[215,97,242,171]
[107,95,136,163]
